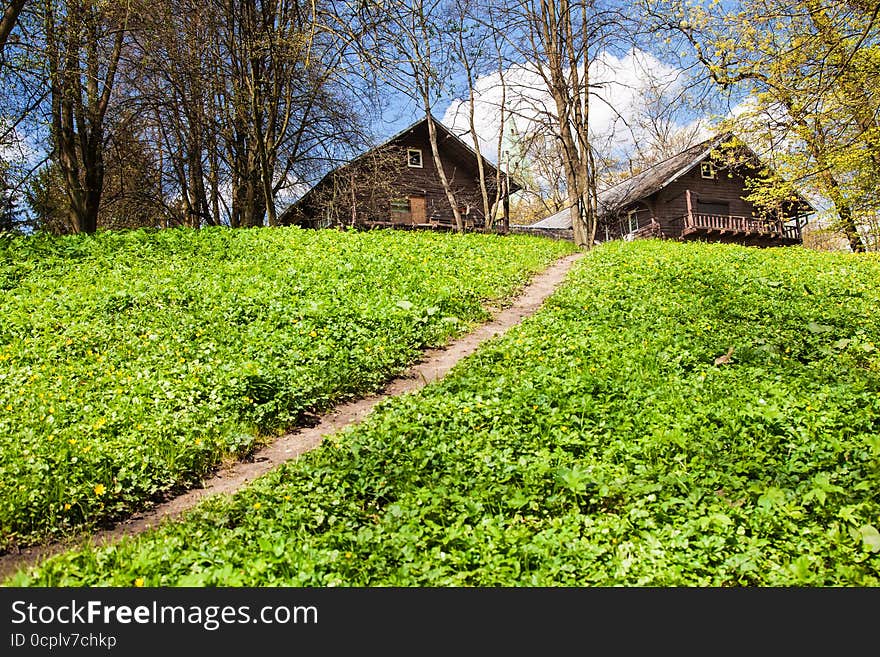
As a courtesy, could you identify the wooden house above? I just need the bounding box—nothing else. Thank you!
[529,132,814,247]
[279,116,519,230]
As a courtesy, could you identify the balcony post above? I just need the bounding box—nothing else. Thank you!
[685,189,693,227]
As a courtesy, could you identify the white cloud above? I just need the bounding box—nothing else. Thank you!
[441,48,694,167]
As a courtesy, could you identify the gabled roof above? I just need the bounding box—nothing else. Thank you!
[280,114,519,221]
[385,114,504,177]
[596,132,733,214]
[527,132,814,230]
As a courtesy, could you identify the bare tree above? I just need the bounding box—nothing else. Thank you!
[121,0,368,229]
[449,0,501,227]
[0,0,27,54]
[515,0,601,246]
[287,145,409,227]
[338,0,468,231]
[43,0,129,234]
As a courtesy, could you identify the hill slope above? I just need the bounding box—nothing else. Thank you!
[0,227,575,550]
[8,239,880,586]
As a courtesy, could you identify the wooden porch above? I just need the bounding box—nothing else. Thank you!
[679,213,803,245]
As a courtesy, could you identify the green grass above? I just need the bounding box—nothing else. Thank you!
[7,239,880,586]
[0,227,575,550]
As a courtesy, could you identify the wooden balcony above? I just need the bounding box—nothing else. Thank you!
[679,213,803,245]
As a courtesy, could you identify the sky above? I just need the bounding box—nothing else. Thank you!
[386,46,713,201]
[438,48,702,166]
[361,45,710,182]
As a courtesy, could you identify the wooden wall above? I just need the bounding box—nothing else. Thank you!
[285,120,500,228]
[381,121,497,225]
[604,162,764,240]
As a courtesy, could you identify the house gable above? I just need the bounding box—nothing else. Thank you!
[532,133,815,247]
[280,116,517,229]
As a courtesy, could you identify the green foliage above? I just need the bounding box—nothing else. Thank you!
[662,0,880,250]
[11,240,879,586]
[0,226,574,550]
[25,164,72,235]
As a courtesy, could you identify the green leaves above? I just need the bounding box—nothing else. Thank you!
[858,525,880,553]
[806,321,834,334]
[801,473,845,507]
[0,227,574,550]
[7,239,879,587]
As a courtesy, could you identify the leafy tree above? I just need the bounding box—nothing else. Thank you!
[647,0,879,251]
[0,160,21,232]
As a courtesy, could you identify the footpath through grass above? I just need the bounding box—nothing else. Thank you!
[0,227,574,551]
[8,239,880,586]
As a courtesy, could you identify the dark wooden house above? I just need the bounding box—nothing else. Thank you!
[529,132,814,247]
[279,116,519,230]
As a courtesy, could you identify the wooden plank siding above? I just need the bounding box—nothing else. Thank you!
[598,160,804,247]
[280,117,508,230]
[386,121,495,226]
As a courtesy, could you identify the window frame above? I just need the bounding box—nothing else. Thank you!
[700,161,716,179]
[390,198,412,214]
[627,209,639,233]
[407,148,423,168]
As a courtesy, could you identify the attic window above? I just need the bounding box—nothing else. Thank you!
[407,148,423,168]
[700,161,716,179]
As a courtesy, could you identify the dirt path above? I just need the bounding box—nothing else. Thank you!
[0,250,585,581]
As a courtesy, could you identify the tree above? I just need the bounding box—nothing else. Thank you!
[0,159,20,232]
[447,0,514,228]
[287,145,409,227]
[25,161,70,233]
[647,0,879,251]
[42,0,128,234]
[126,0,368,229]
[338,0,469,231]
[0,0,27,54]
[511,0,606,247]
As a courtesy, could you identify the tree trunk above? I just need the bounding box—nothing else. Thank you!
[0,0,26,53]
[424,111,465,232]
[44,0,125,234]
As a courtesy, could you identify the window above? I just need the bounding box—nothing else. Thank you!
[407,148,423,168]
[700,161,716,179]
[627,209,639,233]
[390,198,411,215]
[695,199,729,216]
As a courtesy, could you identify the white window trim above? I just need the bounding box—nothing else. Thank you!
[700,161,716,179]
[407,148,423,168]
[627,209,639,233]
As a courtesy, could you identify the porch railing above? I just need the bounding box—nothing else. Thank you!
[684,213,802,241]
